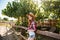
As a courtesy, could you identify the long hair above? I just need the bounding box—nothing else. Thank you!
[27,13,35,27]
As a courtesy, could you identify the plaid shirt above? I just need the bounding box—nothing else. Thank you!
[28,21,36,31]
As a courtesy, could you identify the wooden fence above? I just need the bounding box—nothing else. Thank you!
[13,25,60,40]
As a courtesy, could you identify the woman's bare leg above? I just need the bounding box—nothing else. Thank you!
[27,38,34,40]
[27,37,31,40]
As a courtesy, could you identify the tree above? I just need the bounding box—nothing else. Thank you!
[41,0,60,19]
[2,2,21,25]
[41,0,60,29]
[2,0,38,25]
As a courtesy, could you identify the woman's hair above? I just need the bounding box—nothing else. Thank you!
[28,12,35,18]
[27,12,35,27]
[27,12,35,20]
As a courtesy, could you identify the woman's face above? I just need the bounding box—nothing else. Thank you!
[28,15,32,20]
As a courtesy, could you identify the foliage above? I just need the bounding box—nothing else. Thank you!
[41,0,60,19]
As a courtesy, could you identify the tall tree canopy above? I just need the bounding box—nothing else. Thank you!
[2,0,38,17]
[41,0,60,19]
[2,0,38,25]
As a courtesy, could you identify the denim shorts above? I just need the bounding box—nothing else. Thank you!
[29,31,35,38]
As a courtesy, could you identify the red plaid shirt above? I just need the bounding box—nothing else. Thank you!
[28,21,36,31]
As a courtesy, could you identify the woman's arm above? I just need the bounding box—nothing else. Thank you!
[32,22,36,31]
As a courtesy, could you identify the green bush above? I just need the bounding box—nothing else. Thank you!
[21,21,28,27]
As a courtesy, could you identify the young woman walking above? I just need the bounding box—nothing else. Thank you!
[27,12,37,40]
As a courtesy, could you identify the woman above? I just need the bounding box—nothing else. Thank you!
[27,12,37,40]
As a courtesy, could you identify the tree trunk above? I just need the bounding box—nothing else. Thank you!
[17,17,20,25]
[22,17,24,25]
[18,17,20,22]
